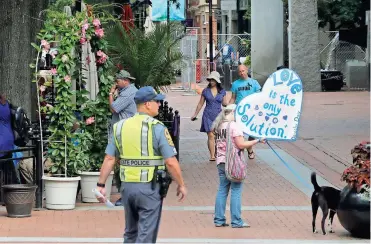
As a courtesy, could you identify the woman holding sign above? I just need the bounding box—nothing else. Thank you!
[191,71,228,161]
[212,104,265,228]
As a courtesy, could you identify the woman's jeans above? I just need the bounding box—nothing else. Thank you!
[214,163,244,227]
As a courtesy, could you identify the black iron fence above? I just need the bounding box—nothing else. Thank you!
[0,139,43,208]
[0,100,180,210]
[155,101,180,161]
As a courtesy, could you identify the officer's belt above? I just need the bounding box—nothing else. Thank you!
[120,159,164,167]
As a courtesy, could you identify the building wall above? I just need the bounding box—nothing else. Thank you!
[193,4,218,60]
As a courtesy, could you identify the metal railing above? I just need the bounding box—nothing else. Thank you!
[0,140,43,209]
[154,101,180,161]
[179,31,251,92]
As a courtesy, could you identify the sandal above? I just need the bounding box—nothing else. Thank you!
[209,158,216,161]
[248,150,255,159]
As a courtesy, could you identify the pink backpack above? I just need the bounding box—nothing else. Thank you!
[224,122,248,182]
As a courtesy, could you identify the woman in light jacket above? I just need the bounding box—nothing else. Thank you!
[212,104,265,228]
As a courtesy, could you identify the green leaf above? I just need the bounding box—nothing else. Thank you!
[51,165,59,173]
[31,43,41,52]
[52,149,60,156]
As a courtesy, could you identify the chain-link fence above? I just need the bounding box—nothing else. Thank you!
[319,31,367,89]
[178,30,251,94]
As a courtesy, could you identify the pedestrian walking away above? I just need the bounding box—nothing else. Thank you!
[191,71,228,161]
[96,86,187,243]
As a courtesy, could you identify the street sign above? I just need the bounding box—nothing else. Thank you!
[214,9,222,19]
[214,9,222,15]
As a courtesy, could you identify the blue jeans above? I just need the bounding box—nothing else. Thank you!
[214,163,244,227]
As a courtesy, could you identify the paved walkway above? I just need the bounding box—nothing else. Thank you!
[0,84,369,243]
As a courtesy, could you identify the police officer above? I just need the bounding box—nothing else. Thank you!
[96,86,187,243]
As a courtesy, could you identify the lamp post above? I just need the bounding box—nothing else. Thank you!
[208,0,214,71]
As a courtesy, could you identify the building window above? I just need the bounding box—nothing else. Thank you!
[239,0,248,10]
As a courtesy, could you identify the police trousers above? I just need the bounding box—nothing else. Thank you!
[121,182,163,243]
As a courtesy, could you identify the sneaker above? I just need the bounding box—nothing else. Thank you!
[232,222,250,228]
[115,198,123,206]
[215,223,229,227]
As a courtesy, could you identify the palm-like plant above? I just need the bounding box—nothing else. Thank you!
[106,22,184,90]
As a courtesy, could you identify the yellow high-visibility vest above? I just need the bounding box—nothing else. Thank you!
[113,113,165,182]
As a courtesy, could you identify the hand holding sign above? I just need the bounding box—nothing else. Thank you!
[235,69,303,141]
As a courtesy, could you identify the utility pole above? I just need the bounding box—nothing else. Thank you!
[209,0,214,71]
[167,0,170,23]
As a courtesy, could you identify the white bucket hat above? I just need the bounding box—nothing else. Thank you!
[206,71,221,83]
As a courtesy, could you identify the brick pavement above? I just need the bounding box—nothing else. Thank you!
[0,84,369,243]
[0,209,362,240]
[272,91,370,188]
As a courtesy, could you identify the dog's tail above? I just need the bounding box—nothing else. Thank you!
[311,172,321,192]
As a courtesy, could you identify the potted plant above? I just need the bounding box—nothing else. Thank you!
[76,12,115,203]
[78,105,114,203]
[31,1,119,208]
[2,184,38,218]
[337,141,370,238]
[34,10,86,210]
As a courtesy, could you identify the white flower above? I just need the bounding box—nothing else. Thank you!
[61,55,69,63]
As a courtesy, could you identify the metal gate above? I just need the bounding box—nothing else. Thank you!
[178,29,251,94]
[319,31,367,87]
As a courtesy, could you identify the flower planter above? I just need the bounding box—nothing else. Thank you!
[79,171,113,203]
[1,184,37,218]
[42,175,80,210]
[337,185,370,238]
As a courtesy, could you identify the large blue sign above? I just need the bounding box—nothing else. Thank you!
[151,0,185,21]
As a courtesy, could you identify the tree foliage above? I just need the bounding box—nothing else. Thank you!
[31,6,115,176]
[106,22,184,90]
[244,0,367,31]
[318,0,365,30]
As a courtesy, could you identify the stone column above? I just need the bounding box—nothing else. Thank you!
[288,0,321,91]
[251,0,284,85]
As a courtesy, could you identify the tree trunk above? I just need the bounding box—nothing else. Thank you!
[0,0,48,120]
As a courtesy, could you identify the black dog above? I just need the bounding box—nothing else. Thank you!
[311,172,341,235]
